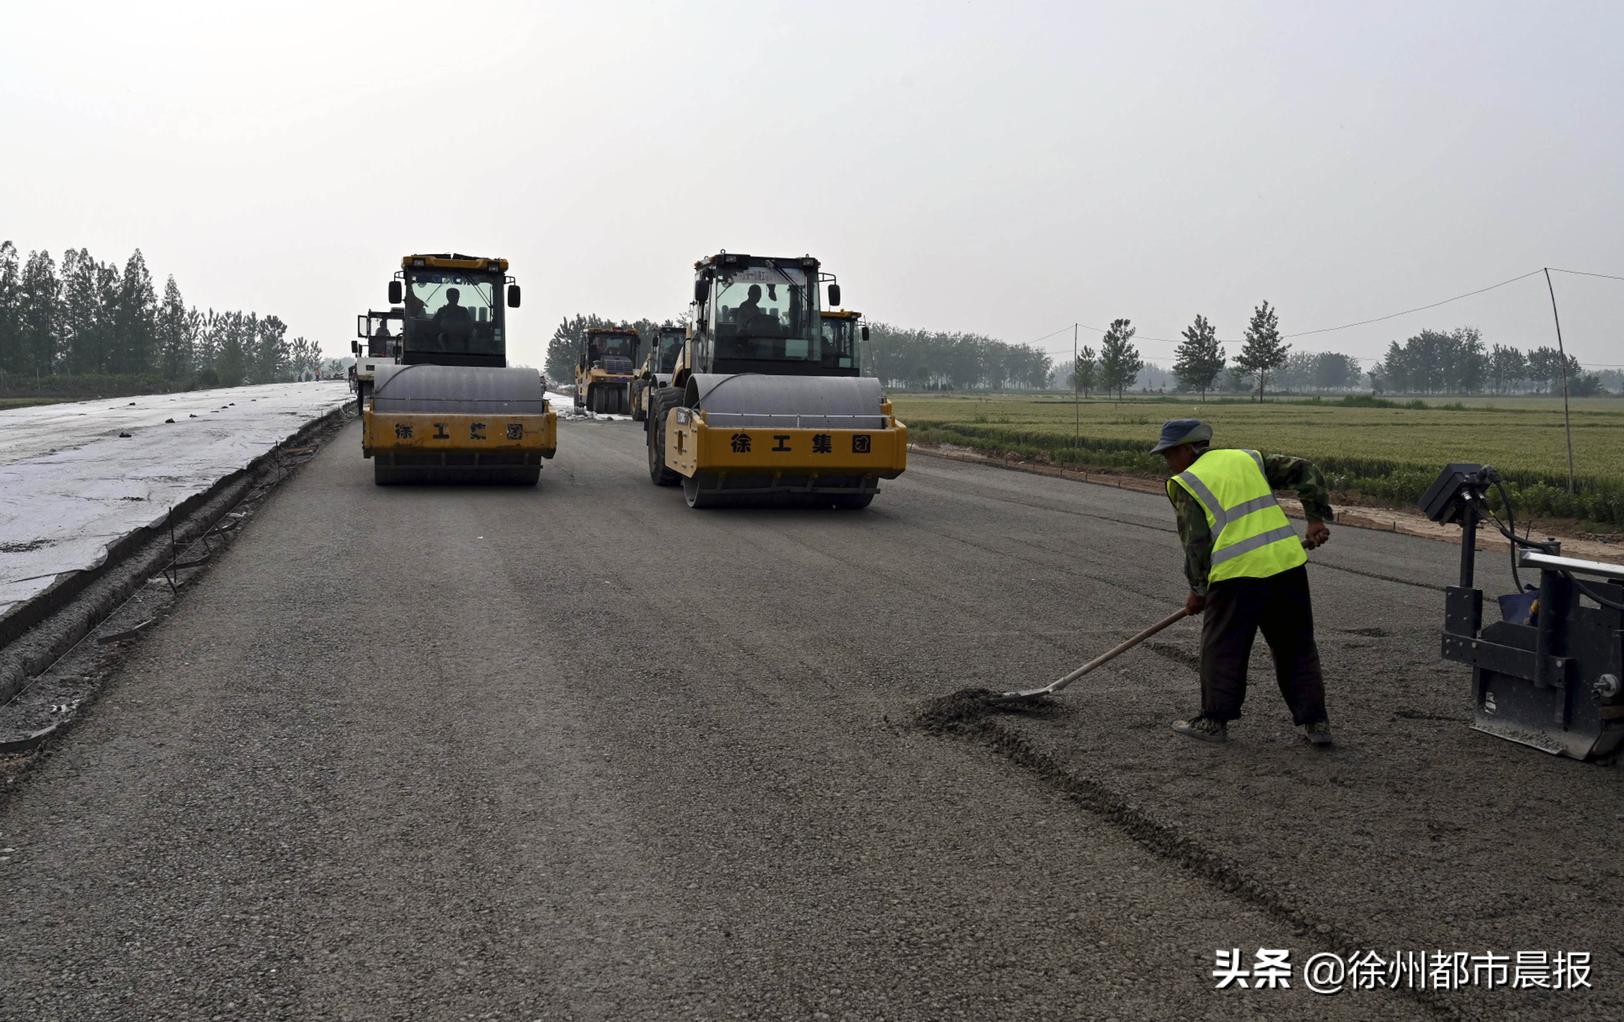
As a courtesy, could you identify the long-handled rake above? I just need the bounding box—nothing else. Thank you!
[993,607,1192,707]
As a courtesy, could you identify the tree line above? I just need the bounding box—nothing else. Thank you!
[1369,328,1605,396]
[542,314,1060,392]
[1134,303,1610,400]
[866,323,1052,391]
[542,302,1615,399]
[0,241,321,395]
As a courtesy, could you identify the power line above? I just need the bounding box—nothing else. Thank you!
[1547,266,1624,284]
[1282,268,1547,338]
[1018,324,1077,347]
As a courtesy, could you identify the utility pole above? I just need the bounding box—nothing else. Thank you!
[1073,322,1079,442]
[1543,268,1577,493]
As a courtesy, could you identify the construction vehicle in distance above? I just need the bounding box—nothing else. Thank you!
[574,326,640,415]
[630,323,687,422]
[350,308,402,415]
[644,251,907,509]
[820,309,870,377]
[361,253,556,486]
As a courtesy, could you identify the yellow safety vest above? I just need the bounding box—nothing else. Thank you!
[1168,449,1307,584]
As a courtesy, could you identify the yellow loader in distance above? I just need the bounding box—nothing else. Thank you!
[574,326,640,415]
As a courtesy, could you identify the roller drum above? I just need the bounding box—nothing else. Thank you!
[371,364,550,414]
[683,373,886,429]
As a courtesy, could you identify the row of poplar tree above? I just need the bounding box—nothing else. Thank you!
[0,242,322,394]
[1080,303,1609,400]
[1068,302,1292,401]
[512,305,1611,401]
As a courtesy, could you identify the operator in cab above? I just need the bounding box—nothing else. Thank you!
[735,284,765,328]
[1153,418,1336,747]
[431,286,473,350]
[432,287,472,326]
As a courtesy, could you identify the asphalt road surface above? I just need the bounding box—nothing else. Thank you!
[2,419,1619,1021]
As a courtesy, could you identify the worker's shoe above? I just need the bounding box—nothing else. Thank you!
[1303,721,1334,747]
[1171,715,1229,743]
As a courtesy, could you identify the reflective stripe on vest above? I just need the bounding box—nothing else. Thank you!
[1168,448,1307,583]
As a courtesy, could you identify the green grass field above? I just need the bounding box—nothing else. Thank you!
[0,396,67,410]
[892,392,1624,528]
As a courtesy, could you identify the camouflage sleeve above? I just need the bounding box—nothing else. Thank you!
[1262,454,1336,522]
[1169,485,1213,595]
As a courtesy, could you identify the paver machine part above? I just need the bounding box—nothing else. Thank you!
[360,253,557,486]
[645,252,907,509]
[1423,463,1624,761]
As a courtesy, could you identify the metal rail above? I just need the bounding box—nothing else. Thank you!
[1518,550,1624,582]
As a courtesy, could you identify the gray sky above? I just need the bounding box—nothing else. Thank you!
[4,0,1622,369]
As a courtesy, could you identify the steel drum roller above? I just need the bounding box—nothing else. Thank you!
[683,373,886,428]
[371,364,550,414]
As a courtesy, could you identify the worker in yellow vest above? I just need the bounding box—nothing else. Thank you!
[1152,419,1334,746]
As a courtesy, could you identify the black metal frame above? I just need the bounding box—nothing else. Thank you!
[1422,464,1624,760]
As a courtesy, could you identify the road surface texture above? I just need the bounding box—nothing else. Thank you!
[2,419,1618,1020]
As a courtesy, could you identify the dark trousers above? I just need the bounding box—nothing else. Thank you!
[1200,565,1327,725]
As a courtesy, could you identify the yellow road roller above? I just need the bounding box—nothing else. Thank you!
[361,253,557,485]
[644,251,906,509]
[574,326,640,415]
[630,323,686,422]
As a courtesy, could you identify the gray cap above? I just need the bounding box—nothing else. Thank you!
[1150,418,1213,453]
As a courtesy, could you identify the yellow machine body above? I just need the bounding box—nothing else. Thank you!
[363,410,557,458]
[663,404,907,480]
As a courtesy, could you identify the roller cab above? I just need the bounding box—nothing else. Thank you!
[361,254,554,485]
[349,308,403,416]
[645,253,907,509]
[630,324,685,422]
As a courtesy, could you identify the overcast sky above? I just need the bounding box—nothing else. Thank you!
[4,0,1621,369]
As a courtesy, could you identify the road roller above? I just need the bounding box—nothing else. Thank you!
[361,254,557,486]
[574,326,640,415]
[349,308,402,416]
[820,308,870,377]
[644,251,907,509]
[630,323,686,422]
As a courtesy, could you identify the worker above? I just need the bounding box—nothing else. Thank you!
[1153,418,1335,746]
[432,287,473,351]
[432,287,472,326]
[736,284,765,328]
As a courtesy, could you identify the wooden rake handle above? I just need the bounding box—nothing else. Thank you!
[1044,607,1192,695]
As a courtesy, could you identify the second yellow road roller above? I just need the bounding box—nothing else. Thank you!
[644,251,906,509]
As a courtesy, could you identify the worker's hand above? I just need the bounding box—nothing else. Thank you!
[1184,591,1207,616]
[1304,520,1330,549]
